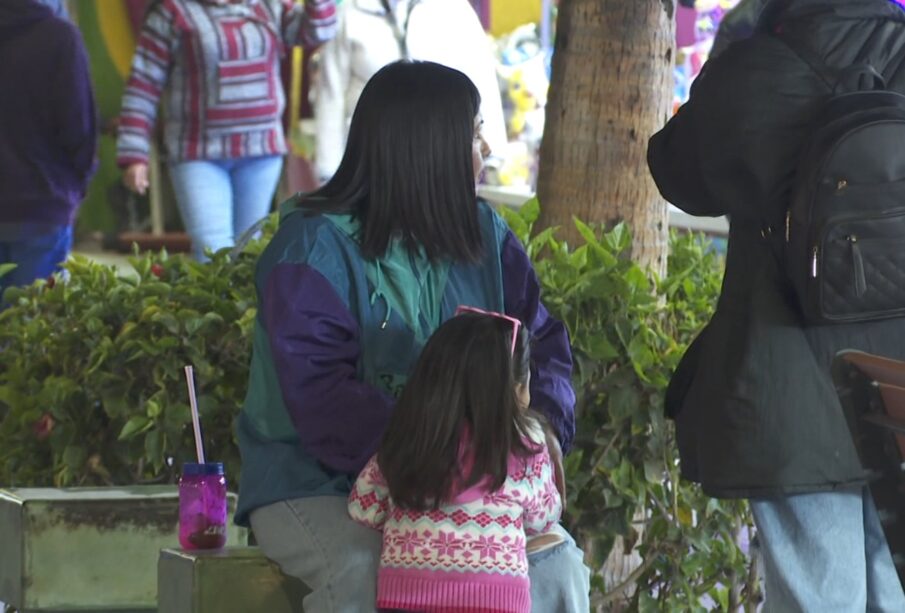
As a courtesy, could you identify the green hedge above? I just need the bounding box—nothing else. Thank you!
[0,206,756,610]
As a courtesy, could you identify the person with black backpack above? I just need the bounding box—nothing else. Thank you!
[648,0,905,610]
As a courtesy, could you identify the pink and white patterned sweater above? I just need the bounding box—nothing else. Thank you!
[348,430,562,613]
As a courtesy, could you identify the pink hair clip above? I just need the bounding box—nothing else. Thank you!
[454,305,522,356]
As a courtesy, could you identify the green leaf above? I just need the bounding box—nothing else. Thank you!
[584,334,619,361]
[145,429,165,470]
[498,205,528,241]
[643,458,663,484]
[118,416,152,440]
[0,263,17,279]
[572,217,600,247]
[519,196,540,224]
[62,445,86,473]
[638,590,660,613]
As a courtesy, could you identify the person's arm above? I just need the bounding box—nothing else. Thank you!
[261,262,395,475]
[348,455,391,530]
[501,230,576,453]
[313,13,351,183]
[116,2,176,168]
[521,446,563,536]
[649,38,818,222]
[646,65,727,217]
[278,0,337,48]
[54,25,97,197]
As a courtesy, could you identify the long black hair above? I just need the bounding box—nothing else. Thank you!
[378,312,538,510]
[299,60,484,262]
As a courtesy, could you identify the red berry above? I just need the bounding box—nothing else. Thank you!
[150,263,164,278]
[33,413,55,441]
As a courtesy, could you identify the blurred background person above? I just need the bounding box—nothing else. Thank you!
[0,0,97,295]
[312,0,506,185]
[117,0,337,261]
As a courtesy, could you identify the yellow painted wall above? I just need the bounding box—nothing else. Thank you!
[490,0,542,37]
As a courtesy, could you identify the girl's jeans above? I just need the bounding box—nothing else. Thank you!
[168,155,283,261]
[250,495,592,612]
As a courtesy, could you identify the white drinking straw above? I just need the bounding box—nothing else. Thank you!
[184,365,206,464]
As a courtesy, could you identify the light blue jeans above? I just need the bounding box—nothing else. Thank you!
[750,486,905,612]
[168,155,283,261]
[250,496,591,612]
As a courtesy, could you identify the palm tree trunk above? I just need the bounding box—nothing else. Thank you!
[536,0,675,277]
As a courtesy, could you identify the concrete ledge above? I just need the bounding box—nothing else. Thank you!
[0,487,244,612]
[158,547,307,613]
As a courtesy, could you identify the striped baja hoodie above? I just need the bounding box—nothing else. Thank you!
[117,0,335,167]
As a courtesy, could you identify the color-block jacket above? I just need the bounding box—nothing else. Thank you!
[117,0,336,167]
[235,200,575,524]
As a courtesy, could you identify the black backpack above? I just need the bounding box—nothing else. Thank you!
[781,38,905,325]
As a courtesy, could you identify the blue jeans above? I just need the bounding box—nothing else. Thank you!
[250,496,591,612]
[0,224,72,296]
[751,486,905,612]
[168,155,283,261]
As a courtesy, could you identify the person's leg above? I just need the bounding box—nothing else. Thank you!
[0,225,73,293]
[862,488,905,611]
[168,160,233,261]
[250,496,382,613]
[527,524,591,613]
[229,155,283,245]
[750,488,868,613]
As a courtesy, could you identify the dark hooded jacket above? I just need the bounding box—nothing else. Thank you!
[0,0,96,227]
[648,0,905,498]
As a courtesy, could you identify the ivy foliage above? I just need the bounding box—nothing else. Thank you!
[0,206,756,610]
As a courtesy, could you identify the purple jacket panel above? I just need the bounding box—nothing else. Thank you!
[262,262,395,474]
[501,230,576,452]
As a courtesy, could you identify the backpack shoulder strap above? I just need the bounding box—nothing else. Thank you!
[777,34,837,91]
[778,34,887,93]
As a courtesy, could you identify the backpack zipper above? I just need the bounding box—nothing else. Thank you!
[846,235,868,297]
[811,246,819,278]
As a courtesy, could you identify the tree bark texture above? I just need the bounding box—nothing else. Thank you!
[537,0,675,276]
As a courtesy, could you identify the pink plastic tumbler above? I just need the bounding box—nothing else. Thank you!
[178,462,227,550]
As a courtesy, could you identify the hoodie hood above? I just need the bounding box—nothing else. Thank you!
[764,0,905,30]
[0,0,54,32]
[712,0,905,58]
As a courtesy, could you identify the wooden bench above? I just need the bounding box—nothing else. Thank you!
[157,547,308,613]
[833,350,905,585]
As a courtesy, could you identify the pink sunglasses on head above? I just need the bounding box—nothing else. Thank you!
[454,305,522,356]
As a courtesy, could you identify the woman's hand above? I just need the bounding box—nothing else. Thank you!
[543,424,567,511]
[123,162,150,195]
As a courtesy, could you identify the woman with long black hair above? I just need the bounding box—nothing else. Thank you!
[235,61,589,612]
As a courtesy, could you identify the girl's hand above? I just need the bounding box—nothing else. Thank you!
[124,162,150,195]
[543,425,566,512]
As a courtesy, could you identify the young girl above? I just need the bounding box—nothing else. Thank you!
[348,308,563,613]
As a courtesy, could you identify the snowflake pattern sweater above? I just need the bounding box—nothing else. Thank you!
[117,0,336,167]
[348,429,562,613]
